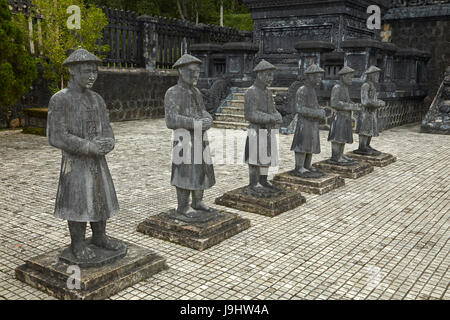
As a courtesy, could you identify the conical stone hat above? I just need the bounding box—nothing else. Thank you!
[253,59,276,72]
[62,46,102,67]
[338,66,356,75]
[173,54,202,69]
[365,66,382,74]
[305,64,325,74]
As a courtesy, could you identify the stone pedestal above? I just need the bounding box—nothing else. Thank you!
[137,210,251,251]
[273,171,345,195]
[346,152,397,167]
[215,188,306,217]
[313,160,373,179]
[15,240,168,300]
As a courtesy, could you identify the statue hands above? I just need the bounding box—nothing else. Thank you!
[201,117,213,131]
[271,113,283,125]
[89,137,115,156]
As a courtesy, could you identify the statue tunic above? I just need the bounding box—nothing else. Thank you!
[356,82,380,137]
[244,84,280,167]
[165,83,216,191]
[291,84,323,154]
[47,87,119,222]
[328,83,354,144]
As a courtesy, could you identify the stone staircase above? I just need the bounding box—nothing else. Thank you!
[213,89,248,130]
[213,87,289,130]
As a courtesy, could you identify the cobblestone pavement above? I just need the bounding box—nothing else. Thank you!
[0,119,449,300]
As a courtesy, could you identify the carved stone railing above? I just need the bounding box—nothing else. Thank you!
[391,0,450,7]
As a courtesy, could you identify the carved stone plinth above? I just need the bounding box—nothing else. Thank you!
[346,152,397,167]
[313,160,373,179]
[137,210,251,251]
[273,171,345,195]
[15,241,168,300]
[215,188,306,217]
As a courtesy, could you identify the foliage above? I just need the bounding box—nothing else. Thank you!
[0,0,37,117]
[224,13,253,31]
[15,0,109,94]
[84,0,251,26]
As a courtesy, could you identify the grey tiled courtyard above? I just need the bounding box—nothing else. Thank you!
[0,119,449,300]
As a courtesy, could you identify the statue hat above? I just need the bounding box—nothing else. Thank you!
[338,66,355,75]
[305,64,325,74]
[253,59,276,72]
[173,54,202,69]
[365,66,381,74]
[62,46,102,67]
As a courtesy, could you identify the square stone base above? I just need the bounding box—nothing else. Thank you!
[346,152,397,167]
[215,188,306,217]
[137,210,251,251]
[313,160,374,179]
[15,241,168,300]
[272,171,345,195]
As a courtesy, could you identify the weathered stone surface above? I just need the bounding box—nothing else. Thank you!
[273,171,345,195]
[137,210,251,251]
[15,241,168,300]
[313,160,373,179]
[215,188,306,217]
[346,152,397,167]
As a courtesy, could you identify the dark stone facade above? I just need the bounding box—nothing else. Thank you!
[385,4,450,101]
[92,68,178,121]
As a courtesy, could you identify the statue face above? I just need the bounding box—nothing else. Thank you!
[307,73,323,87]
[179,63,201,87]
[257,70,274,87]
[341,73,354,86]
[368,72,380,83]
[70,63,98,90]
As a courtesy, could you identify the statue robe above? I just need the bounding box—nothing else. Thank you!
[328,83,355,144]
[165,83,215,191]
[47,86,119,222]
[244,84,280,167]
[291,84,324,154]
[356,81,380,137]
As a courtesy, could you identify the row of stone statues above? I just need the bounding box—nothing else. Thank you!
[16,48,395,300]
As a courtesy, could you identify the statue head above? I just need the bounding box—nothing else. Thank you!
[304,64,325,87]
[254,59,276,88]
[338,66,355,86]
[365,66,382,84]
[173,54,202,87]
[63,47,102,90]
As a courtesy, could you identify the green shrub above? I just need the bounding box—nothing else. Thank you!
[224,13,253,31]
[0,0,37,119]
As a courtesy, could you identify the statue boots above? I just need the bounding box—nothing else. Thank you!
[304,153,324,178]
[294,152,310,175]
[366,137,381,156]
[176,187,196,216]
[248,165,265,193]
[191,190,211,212]
[68,221,95,260]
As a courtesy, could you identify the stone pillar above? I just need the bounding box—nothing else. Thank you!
[294,41,335,80]
[379,43,398,93]
[189,43,224,79]
[223,42,259,87]
[341,39,383,79]
[137,15,158,70]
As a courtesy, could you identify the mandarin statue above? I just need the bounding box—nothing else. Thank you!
[47,47,126,264]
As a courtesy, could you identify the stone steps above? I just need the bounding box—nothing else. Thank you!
[220,106,244,115]
[213,121,248,130]
[215,114,246,123]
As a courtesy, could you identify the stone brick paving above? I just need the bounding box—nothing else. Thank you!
[0,120,448,300]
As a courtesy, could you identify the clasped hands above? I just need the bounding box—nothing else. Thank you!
[89,137,115,156]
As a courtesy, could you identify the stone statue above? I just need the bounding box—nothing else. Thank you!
[47,47,125,263]
[421,66,450,134]
[328,66,361,165]
[244,60,283,197]
[291,64,326,178]
[165,54,217,222]
[355,66,386,156]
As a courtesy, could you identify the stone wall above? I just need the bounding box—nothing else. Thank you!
[385,3,450,102]
[93,68,178,121]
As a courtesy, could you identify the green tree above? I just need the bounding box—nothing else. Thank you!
[0,0,37,121]
[16,0,109,94]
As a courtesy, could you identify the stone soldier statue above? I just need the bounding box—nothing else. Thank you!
[244,60,283,196]
[291,64,326,178]
[328,66,361,165]
[165,54,217,221]
[355,66,386,156]
[47,47,125,262]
